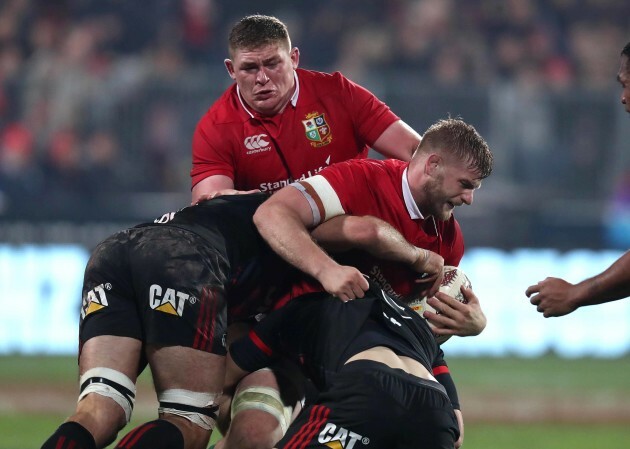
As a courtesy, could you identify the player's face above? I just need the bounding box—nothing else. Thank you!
[419,157,481,221]
[617,55,630,114]
[225,43,299,116]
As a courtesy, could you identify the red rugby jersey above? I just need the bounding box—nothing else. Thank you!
[298,158,465,299]
[191,68,399,192]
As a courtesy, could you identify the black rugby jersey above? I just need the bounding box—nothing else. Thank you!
[230,283,449,391]
[135,193,300,321]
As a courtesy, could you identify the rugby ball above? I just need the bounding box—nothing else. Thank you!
[408,266,472,344]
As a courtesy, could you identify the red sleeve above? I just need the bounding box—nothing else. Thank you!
[334,72,399,146]
[190,116,236,188]
[317,160,379,216]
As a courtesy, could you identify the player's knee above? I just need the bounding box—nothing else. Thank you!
[225,409,284,449]
[158,389,220,431]
[114,420,184,449]
[228,384,295,447]
[78,367,136,424]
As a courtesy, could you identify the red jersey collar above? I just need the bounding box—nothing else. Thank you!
[402,167,423,220]
[236,70,300,119]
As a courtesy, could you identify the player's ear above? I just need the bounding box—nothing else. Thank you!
[224,59,236,79]
[425,154,442,177]
[290,47,300,69]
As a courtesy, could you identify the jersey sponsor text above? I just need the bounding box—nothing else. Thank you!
[258,156,332,192]
[149,284,194,317]
[82,283,111,319]
[369,265,399,299]
[318,422,367,449]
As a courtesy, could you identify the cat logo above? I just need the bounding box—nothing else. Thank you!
[81,283,111,319]
[149,284,191,316]
[318,423,368,449]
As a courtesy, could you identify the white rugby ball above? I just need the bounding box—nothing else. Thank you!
[408,265,472,344]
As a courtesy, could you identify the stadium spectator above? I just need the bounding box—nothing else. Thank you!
[525,42,630,317]
[223,281,463,449]
[0,121,41,204]
[82,129,132,194]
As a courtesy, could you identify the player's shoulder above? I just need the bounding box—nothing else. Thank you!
[350,157,405,174]
[297,68,351,93]
[197,84,245,127]
[325,157,403,174]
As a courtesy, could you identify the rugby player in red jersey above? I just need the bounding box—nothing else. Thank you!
[255,118,493,310]
[190,14,420,203]
[254,118,494,447]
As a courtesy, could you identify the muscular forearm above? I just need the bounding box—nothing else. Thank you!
[254,188,369,300]
[312,215,422,264]
[454,409,464,449]
[312,215,443,297]
[575,250,630,307]
[356,217,424,265]
[254,200,339,281]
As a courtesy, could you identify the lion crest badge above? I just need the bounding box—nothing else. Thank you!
[302,112,332,148]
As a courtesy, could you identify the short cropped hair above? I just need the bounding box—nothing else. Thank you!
[228,15,291,56]
[417,118,494,179]
[621,42,630,73]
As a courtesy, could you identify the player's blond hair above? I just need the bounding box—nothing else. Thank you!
[416,118,493,180]
[228,15,291,57]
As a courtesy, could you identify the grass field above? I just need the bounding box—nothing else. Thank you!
[2,355,629,449]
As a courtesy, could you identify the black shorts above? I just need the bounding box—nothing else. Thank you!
[79,226,229,355]
[277,360,459,449]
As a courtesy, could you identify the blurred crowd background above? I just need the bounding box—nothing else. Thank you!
[0,0,629,250]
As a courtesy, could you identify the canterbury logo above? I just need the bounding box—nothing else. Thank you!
[244,134,270,150]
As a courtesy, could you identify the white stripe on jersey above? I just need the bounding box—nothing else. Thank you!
[290,175,345,226]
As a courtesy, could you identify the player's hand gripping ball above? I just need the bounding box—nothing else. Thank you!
[408,266,472,344]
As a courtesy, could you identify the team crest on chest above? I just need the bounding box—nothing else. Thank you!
[302,112,333,148]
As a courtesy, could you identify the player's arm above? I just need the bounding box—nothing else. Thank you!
[371,120,421,162]
[191,175,260,205]
[454,409,464,449]
[311,215,444,297]
[432,355,463,448]
[190,121,260,204]
[253,183,369,301]
[525,250,630,317]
